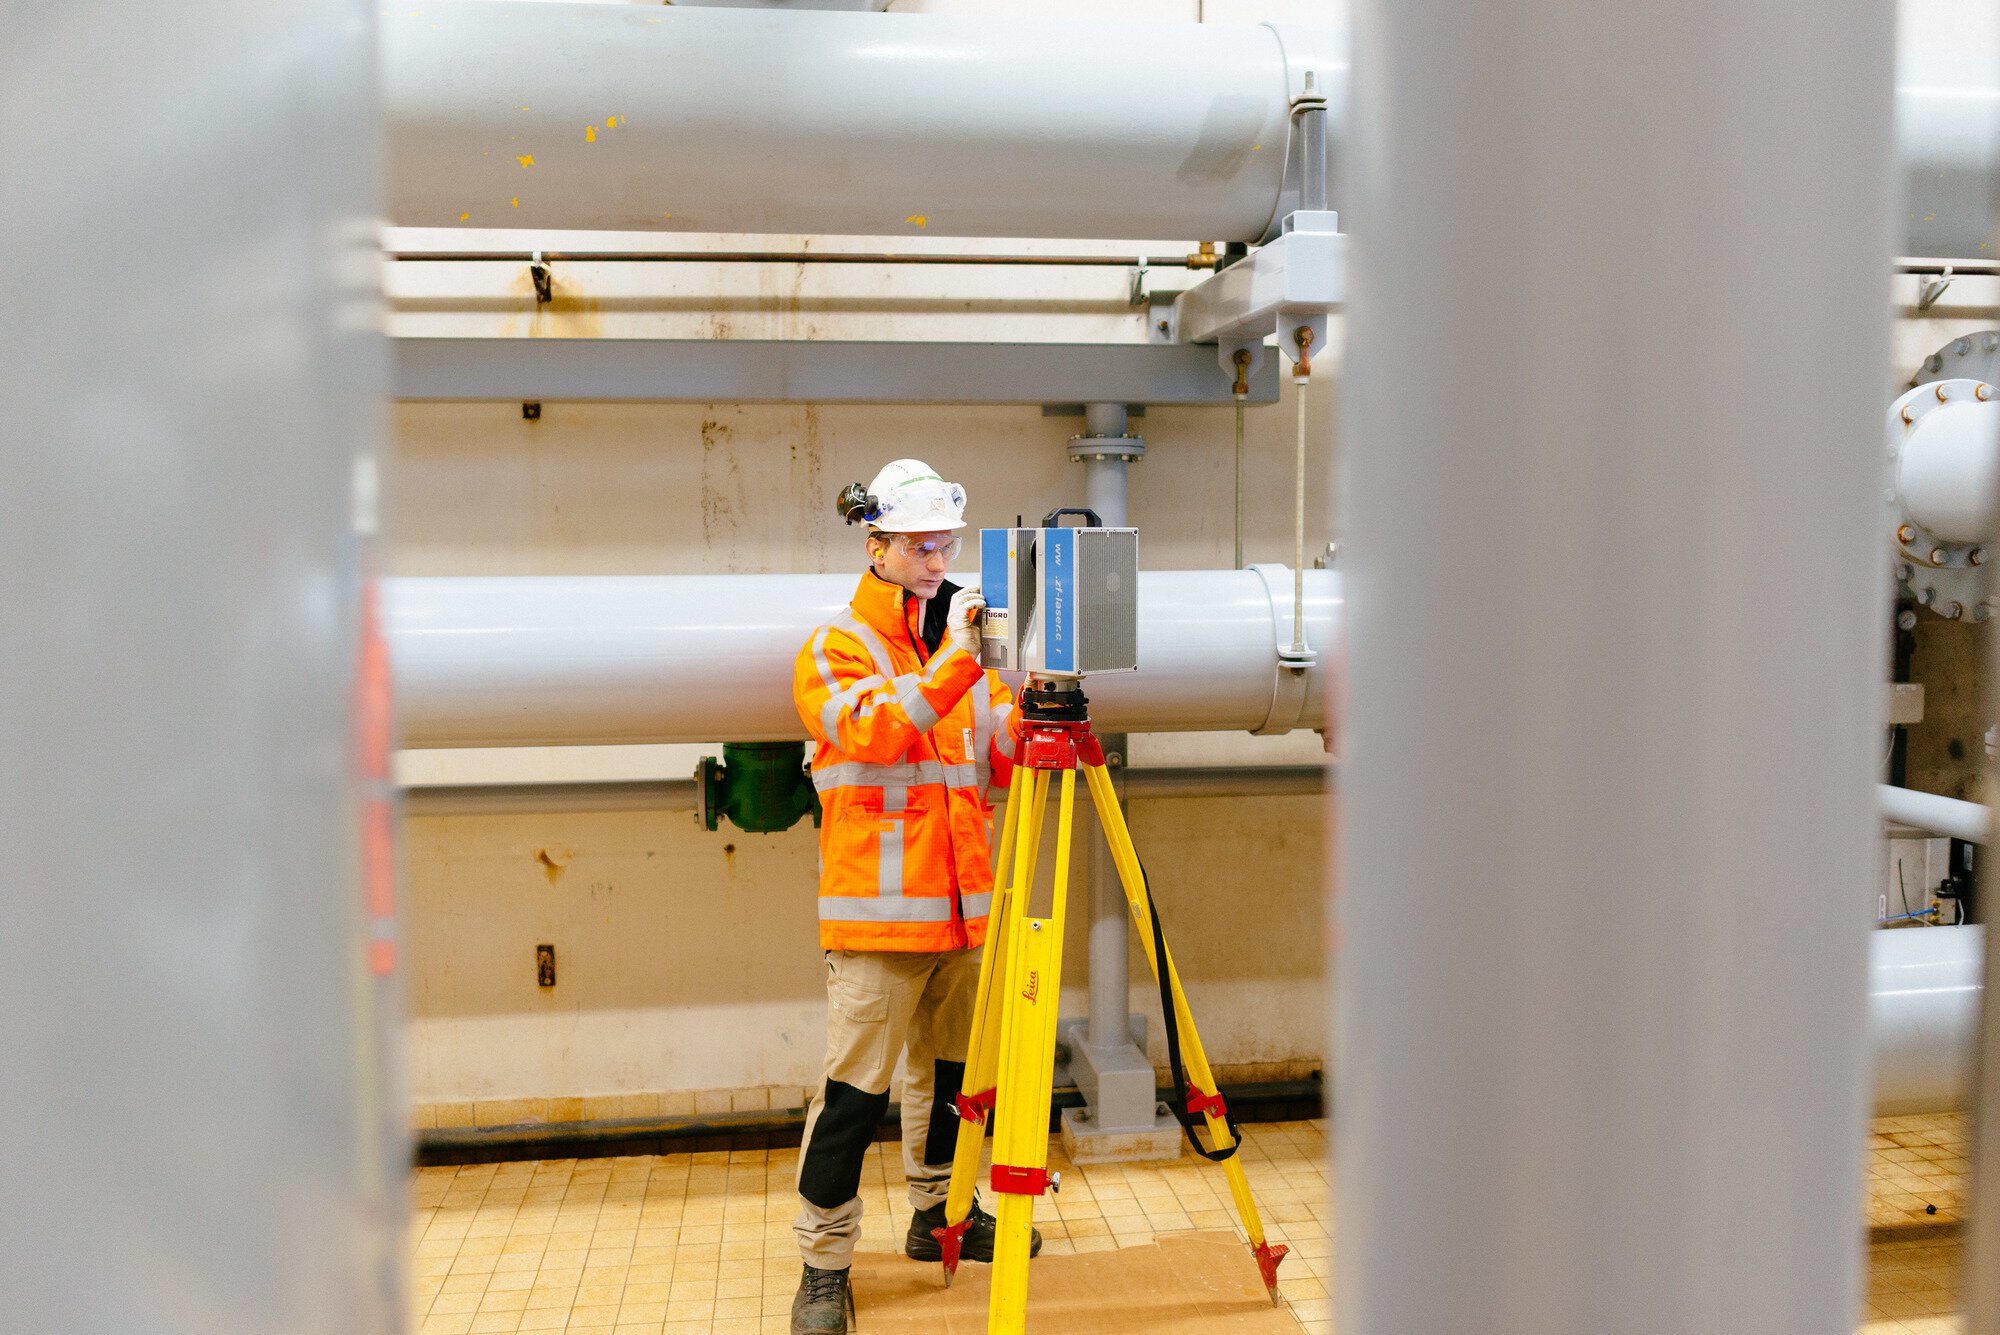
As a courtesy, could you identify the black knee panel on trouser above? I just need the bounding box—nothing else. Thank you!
[799,1079,892,1209]
[924,1059,966,1166]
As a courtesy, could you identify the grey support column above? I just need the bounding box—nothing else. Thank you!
[1337,0,1891,1331]
[2,3,401,1332]
[1059,406,1180,1154]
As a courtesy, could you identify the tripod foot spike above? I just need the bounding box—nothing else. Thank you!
[1252,1240,1289,1304]
[932,1222,969,1286]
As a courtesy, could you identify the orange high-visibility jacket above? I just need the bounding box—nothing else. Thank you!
[793,571,1021,951]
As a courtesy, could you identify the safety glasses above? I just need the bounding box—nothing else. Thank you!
[895,535,961,561]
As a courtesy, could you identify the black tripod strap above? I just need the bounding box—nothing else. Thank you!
[1138,857,1241,1164]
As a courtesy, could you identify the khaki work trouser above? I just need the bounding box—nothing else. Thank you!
[794,945,981,1270]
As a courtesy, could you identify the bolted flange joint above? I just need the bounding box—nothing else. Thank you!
[1068,435,1147,465]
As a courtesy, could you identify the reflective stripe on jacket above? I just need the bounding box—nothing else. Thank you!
[793,572,1021,951]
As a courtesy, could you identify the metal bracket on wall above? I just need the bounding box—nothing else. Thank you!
[1171,210,1344,385]
[1916,265,1954,313]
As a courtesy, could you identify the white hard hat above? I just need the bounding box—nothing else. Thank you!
[846,459,967,532]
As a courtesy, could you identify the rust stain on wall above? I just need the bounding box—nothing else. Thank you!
[700,415,750,557]
[791,406,827,569]
[508,270,606,339]
[536,847,569,884]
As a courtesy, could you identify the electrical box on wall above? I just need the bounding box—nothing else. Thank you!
[979,519,1138,677]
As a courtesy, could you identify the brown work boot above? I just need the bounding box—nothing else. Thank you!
[790,1263,851,1334]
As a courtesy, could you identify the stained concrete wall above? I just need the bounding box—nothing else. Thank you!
[392,0,2000,1122]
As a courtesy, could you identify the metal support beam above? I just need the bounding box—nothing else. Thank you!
[393,337,1281,406]
[1337,0,1890,1329]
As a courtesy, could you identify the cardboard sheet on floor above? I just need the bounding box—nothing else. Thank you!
[850,1231,1302,1332]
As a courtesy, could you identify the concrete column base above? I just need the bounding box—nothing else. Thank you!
[1059,1104,1186,1165]
[1056,1016,1186,1162]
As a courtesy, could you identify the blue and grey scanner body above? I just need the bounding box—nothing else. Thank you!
[978,522,1139,677]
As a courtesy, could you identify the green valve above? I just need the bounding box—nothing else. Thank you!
[695,741,821,834]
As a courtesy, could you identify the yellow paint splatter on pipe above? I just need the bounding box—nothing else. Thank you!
[586,126,596,142]
[459,211,470,222]
[517,154,535,167]
[906,215,928,227]
[510,197,519,208]
[608,116,620,129]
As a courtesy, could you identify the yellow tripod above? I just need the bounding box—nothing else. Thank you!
[928,680,1289,1331]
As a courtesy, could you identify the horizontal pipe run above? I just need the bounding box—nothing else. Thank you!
[399,765,1333,817]
[1121,764,1327,799]
[416,926,1985,1168]
[388,250,1186,269]
[416,1078,1327,1166]
[404,780,698,817]
[387,250,1998,277]
[384,570,1339,747]
[1882,784,1992,843]
[383,3,1338,243]
[1899,259,2000,277]
[403,775,1980,837]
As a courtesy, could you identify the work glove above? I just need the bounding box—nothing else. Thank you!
[947,588,985,657]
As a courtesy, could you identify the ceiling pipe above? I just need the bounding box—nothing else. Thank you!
[1899,0,2000,260]
[382,1,1993,258]
[381,2,1343,244]
[383,569,1338,748]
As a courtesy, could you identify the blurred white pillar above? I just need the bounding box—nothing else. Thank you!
[1336,0,1892,1330]
[0,4,400,1333]
[1959,3,2000,1313]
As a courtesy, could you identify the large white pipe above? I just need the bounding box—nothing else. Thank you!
[381,2,1340,243]
[383,569,1338,747]
[1337,0,1889,1328]
[1873,925,1982,1117]
[1899,0,2000,260]
[381,2,1990,256]
[1882,782,1994,842]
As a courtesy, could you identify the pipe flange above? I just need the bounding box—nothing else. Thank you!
[1068,435,1147,465]
[1914,330,2000,390]
[1887,377,1998,620]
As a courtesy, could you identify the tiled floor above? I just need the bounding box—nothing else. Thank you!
[409,1113,1964,1333]
[1860,1112,1966,1334]
[410,1119,1330,1333]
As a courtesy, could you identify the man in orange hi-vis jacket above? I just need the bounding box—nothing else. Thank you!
[786,459,1041,1334]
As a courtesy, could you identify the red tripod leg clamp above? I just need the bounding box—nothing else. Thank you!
[1252,1239,1290,1293]
[990,1163,1051,1195]
[1186,1086,1228,1119]
[954,1087,996,1124]
[931,1218,971,1279]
